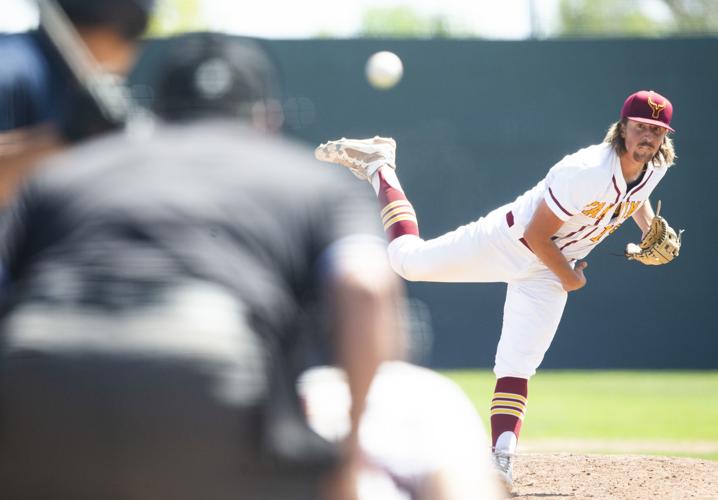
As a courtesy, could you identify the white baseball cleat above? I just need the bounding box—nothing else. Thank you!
[314,136,396,181]
[492,451,513,488]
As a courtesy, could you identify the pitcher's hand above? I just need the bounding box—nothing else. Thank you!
[562,261,587,292]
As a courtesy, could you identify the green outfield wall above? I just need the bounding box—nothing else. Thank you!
[134,36,718,369]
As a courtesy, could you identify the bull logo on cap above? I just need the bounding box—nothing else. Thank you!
[647,92,667,119]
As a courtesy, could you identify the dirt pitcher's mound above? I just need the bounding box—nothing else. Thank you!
[509,454,718,499]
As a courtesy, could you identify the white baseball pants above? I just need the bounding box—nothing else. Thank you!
[387,205,568,379]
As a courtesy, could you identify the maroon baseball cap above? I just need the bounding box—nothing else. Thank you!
[621,90,675,132]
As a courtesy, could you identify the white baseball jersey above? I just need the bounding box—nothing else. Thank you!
[384,142,668,379]
[508,143,667,260]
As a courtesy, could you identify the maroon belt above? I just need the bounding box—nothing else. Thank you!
[505,211,533,253]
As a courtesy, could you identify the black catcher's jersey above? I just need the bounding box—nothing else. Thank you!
[0,120,384,344]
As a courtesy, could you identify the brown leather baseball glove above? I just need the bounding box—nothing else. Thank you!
[625,201,683,265]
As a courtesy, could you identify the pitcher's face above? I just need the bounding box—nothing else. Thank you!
[622,119,667,165]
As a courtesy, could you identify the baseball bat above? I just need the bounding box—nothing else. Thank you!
[35,0,132,126]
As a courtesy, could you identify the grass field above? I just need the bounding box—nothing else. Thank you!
[442,370,718,461]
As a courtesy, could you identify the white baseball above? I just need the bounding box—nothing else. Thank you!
[365,51,403,90]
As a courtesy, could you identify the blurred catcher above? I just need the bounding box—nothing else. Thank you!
[315,89,682,488]
[0,33,401,500]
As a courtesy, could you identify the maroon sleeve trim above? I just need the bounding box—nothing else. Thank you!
[548,187,573,217]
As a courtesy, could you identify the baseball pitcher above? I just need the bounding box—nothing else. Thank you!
[314,89,682,487]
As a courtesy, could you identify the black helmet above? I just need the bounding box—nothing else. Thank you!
[152,33,282,128]
[56,0,156,39]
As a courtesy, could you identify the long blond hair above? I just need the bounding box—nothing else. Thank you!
[603,118,676,168]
